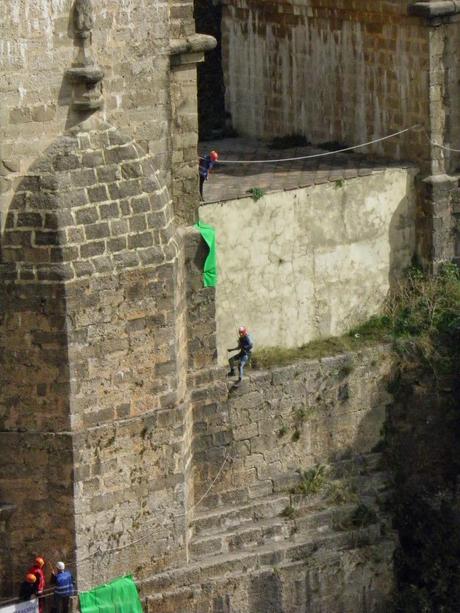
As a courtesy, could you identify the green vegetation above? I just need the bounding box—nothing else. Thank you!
[326,479,359,505]
[335,179,344,189]
[252,335,376,369]
[252,264,460,372]
[392,489,460,613]
[246,187,266,201]
[278,424,288,438]
[291,465,328,496]
[280,505,297,519]
[377,265,460,612]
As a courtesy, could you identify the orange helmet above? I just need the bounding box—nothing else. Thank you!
[238,326,248,335]
[210,150,219,162]
[26,573,37,584]
[35,557,45,568]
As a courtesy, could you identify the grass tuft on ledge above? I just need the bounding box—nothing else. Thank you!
[251,329,388,370]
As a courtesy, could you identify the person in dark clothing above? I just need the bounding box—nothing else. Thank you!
[228,326,254,382]
[50,561,74,613]
[19,573,38,601]
[199,150,219,200]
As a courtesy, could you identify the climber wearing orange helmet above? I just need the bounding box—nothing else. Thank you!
[19,572,38,601]
[199,150,219,200]
[28,556,46,612]
[227,326,254,383]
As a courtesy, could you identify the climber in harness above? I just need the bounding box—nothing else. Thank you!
[228,326,253,383]
[199,150,219,200]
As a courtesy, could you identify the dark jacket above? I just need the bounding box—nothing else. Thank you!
[19,580,38,601]
[239,334,253,355]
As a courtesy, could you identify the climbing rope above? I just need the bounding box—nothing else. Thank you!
[200,124,421,164]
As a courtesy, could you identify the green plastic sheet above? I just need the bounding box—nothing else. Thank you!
[194,221,217,288]
[79,575,143,613]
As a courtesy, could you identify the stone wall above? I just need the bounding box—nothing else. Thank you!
[0,0,172,207]
[221,0,429,164]
[0,0,205,229]
[0,120,190,590]
[192,345,393,508]
[199,167,417,362]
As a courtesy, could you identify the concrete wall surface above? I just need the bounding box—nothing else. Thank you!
[199,168,417,362]
[222,0,429,164]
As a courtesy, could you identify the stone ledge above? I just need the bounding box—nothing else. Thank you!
[170,34,217,67]
[409,1,460,18]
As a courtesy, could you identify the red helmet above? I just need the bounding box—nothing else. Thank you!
[210,150,219,161]
[238,326,248,335]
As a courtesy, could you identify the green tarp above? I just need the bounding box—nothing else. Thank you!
[79,575,143,613]
[194,221,217,288]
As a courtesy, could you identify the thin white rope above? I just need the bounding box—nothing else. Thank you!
[75,452,231,566]
[200,125,420,165]
[188,453,229,514]
[425,129,460,153]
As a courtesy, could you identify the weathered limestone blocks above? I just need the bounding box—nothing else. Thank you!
[0,120,190,590]
[184,227,218,372]
[192,346,393,508]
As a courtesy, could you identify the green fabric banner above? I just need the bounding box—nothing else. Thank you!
[194,221,217,288]
[79,575,143,613]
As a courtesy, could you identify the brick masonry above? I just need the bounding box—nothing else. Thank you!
[0,0,459,609]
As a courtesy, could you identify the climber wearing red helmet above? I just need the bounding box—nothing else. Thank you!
[28,556,46,612]
[199,150,219,200]
[227,326,254,383]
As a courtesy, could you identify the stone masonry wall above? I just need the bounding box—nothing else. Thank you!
[0,120,190,591]
[192,345,393,509]
[0,0,172,228]
[222,0,429,164]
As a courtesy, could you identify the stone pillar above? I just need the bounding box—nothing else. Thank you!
[168,7,217,226]
[0,120,190,592]
[410,2,460,270]
[0,505,15,598]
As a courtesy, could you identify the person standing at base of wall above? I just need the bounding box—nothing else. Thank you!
[228,326,254,383]
[28,556,46,613]
[199,150,219,200]
[19,573,39,602]
[50,562,74,613]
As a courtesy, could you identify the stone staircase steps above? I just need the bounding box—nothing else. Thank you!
[191,494,291,536]
[144,520,391,594]
[145,538,396,613]
[190,500,381,562]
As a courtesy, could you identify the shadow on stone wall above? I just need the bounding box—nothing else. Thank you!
[0,117,184,593]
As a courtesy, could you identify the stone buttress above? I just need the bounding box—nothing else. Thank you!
[0,119,201,590]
